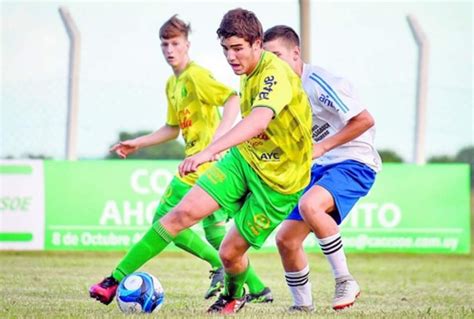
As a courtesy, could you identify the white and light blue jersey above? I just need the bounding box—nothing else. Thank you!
[302,64,382,172]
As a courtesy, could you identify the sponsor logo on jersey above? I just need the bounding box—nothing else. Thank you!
[248,132,270,148]
[178,108,192,129]
[181,86,188,98]
[318,94,336,110]
[312,123,330,142]
[259,151,280,161]
[179,118,192,129]
[258,75,277,100]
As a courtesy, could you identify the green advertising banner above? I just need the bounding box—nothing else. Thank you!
[0,161,45,250]
[44,161,180,251]
[1,160,469,253]
[295,164,471,254]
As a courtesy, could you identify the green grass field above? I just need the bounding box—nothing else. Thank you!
[1,251,473,318]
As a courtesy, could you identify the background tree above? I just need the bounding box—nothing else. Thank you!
[427,155,454,163]
[105,131,185,160]
[428,145,473,188]
[377,149,404,163]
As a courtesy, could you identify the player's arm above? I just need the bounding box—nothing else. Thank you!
[111,125,180,159]
[212,94,240,142]
[179,107,274,175]
[312,110,374,159]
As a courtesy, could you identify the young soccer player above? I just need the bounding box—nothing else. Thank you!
[263,25,382,312]
[90,9,313,314]
[89,14,270,305]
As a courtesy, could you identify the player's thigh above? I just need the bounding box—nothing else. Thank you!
[234,185,301,249]
[276,220,311,249]
[197,148,249,217]
[153,177,191,223]
[202,208,228,229]
[299,184,335,216]
[161,184,221,231]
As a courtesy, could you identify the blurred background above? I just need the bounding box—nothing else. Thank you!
[1,0,472,166]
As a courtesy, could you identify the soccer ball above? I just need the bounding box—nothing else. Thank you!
[116,272,165,313]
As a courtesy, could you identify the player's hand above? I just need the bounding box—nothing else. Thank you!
[110,140,139,159]
[312,143,327,159]
[179,149,213,176]
[210,151,226,162]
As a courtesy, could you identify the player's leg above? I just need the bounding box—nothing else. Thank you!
[202,211,271,302]
[152,178,226,299]
[276,219,314,312]
[299,161,375,310]
[201,212,227,299]
[203,218,227,251]
[207,226,251,314]
[207,161,301,314]
[89,185,220,305]
[154,178,221,271]
[299,184,360,310]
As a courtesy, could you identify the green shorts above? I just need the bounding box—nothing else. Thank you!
[197,147,302,249]
[154,176,228,228]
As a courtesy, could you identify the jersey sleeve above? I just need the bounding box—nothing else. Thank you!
[165,80,179,126]
[194,70,236,107]
[251,67,291,116]
[310,72,365,122]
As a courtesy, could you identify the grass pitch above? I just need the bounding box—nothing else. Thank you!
[0,251,473,318]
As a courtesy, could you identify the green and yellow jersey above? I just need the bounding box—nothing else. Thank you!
[165,61,236,185]
[237,52,312,194]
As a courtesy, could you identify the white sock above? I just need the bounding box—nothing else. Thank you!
[284,264,313,306]
[318,232,350,278]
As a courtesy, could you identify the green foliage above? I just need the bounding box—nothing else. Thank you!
[428,146,473,187]
[377,149,404,163]
[455,146,474,166]
[0,251,473,318]
[106,131,185,160]
[428,155,454,163]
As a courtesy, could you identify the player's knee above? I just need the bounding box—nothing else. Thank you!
[299,198,325,218]
[168,203,197,228]
[218,249,236,268]
[276,230,300,252]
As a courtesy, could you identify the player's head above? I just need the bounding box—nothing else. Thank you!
[217,8,263,75]
[159,15,190,70]
[263,25,302,74]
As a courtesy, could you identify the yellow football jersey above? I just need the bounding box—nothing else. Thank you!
[166,62,236,185]
[237,52,312,194]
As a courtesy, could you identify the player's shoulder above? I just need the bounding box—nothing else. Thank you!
[186,62,212,77]
[165,74,175,89]
[261,52,299,82]
[303,64,354,95]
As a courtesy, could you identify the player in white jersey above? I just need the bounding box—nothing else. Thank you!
[263,25,382,312]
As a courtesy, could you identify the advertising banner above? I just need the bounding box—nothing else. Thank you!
[280,164,471,253]
[44,161,178,251]
[0,160,470,253]
[0,161,45,250]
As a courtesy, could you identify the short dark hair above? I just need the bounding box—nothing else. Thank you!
[159,14,191,39]
[216,8,263,45]
[263,25,300,47]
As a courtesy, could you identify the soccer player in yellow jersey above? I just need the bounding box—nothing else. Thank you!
[179,9,312,313]
[90,14,271,306]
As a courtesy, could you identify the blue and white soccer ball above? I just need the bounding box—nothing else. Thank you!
[116,272,165,313]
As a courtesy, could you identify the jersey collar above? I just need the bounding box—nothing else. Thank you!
[247,51,266,79]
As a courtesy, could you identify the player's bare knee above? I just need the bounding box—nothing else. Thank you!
[276,231,300,253]
[219,249,236,268]
[299,198,325,218]
[169,204,197,229]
